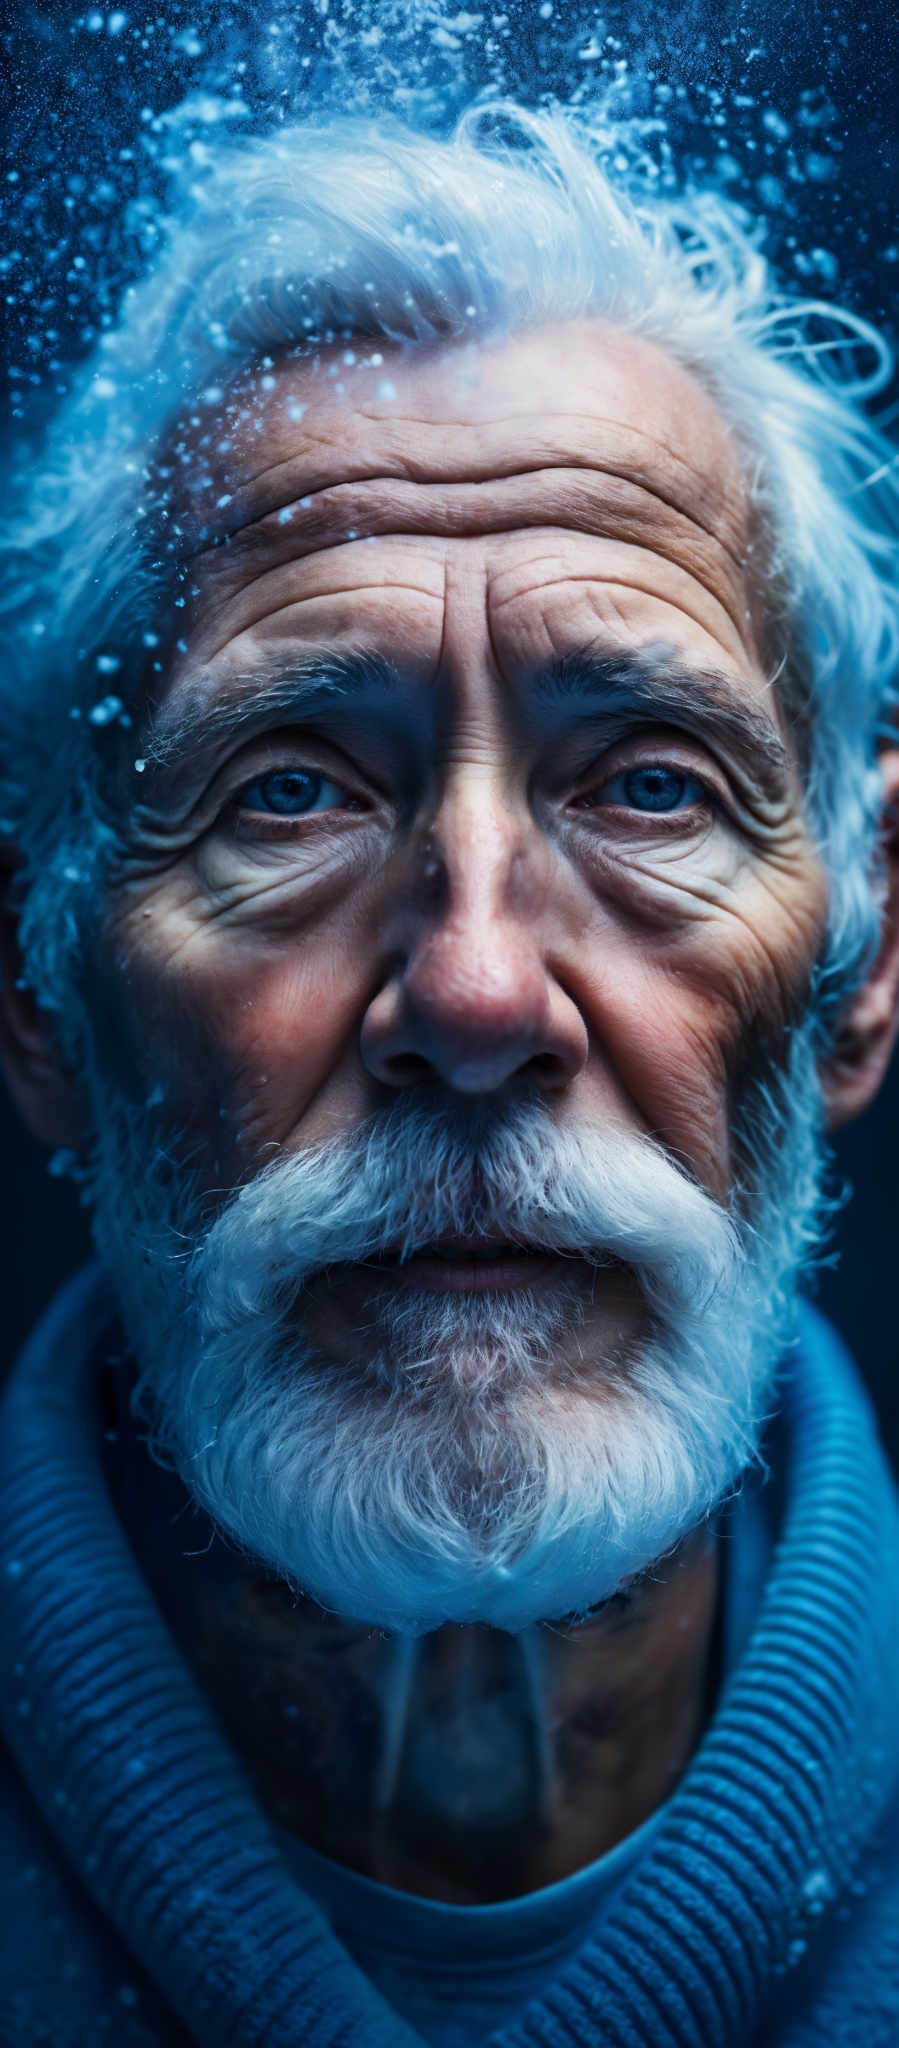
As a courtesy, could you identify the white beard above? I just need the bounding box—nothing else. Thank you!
[87,1019,829,1635]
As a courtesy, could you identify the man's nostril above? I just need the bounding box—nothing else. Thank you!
[529,1051,567,1084]
[383,1051,434,1087]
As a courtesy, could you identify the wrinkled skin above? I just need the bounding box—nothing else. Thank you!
[13,320,899,1900]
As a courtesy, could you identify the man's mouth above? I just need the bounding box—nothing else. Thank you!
[362,1235,572,1294]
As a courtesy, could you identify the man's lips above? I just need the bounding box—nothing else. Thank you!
[357,1237,576,1294]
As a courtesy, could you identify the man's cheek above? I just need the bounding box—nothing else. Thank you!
[570,895,822,1196]
[587,987,737,1195]
[214,978,378,1164]
[98,908,372,1168]
[690,879,828,1054]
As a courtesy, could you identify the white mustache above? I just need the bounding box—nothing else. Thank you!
[197,1098,739,1335]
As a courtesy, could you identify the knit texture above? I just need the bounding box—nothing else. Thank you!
[1,1266,899,2048]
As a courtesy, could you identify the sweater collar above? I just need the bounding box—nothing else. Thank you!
[1,1265,898,2048]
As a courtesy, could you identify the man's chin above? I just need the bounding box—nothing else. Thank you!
[299,1268,641,1404]
[166,1328,745,1638]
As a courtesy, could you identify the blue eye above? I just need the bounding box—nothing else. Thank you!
[237,768,352,816]
[593,765,708,813]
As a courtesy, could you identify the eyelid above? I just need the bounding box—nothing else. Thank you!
[212,729,383,814]
[573,737,727,806]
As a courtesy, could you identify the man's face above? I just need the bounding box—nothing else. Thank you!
[87,319,831,1629]
[115,319,825,1216]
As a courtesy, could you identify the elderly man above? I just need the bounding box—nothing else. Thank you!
[1,104,899,2048]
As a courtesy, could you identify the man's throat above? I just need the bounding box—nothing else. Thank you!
[204,1564,721,1902]
[267,1565,719,1902]
[350,1629,559,1899]
[101,1363,721,1903]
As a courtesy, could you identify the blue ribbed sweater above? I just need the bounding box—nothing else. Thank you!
[1,1266,899,2047]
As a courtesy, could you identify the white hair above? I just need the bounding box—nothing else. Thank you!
[2,101,898,1038]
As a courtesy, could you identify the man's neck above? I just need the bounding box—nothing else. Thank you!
[102,1370,720,1904]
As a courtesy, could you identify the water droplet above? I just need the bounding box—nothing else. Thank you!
[48,1147,78,1177]
[89,693,124,724]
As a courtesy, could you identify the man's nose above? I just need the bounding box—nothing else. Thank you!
[360,790,589,1096]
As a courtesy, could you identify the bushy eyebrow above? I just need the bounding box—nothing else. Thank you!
[537,646,793,802]
[143,650,403,772]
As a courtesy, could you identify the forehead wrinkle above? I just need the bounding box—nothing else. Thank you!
[188,574,445,667]
[212,401,711,491]
[490,565,752,668]
[223,412,733,515]
[187,445,748,571]
[188,556,748,686]
[187,486,752,662]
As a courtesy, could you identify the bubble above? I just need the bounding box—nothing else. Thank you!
[47,1148,79,1177]
[88,693,124,724]
[762,109,790,141]
[173,27,204,58]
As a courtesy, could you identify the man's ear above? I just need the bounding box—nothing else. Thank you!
[0,859,86,1149]
[821,748,899,1130]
